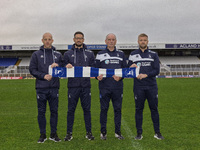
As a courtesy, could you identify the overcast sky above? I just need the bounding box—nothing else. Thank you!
[0,0,199,45]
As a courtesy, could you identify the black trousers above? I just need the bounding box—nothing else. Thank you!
[99,88,123,133]
[134,86,160,134]
[36,88,59,134]
[67,87,91,133]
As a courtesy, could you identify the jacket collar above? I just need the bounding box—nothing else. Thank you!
[71,43,87,50]
[106,46,116,52]
[40,45,56,51]
[139,47,149,53]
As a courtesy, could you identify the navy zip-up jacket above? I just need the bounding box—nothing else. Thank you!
[95,47,127,90]
[128,48,160,89]
[63,44,95,88]
[29,46,63,89]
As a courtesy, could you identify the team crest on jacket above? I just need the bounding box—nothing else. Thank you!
[137,62,141,67]
[105,59,109,64]
[41,55,44,58]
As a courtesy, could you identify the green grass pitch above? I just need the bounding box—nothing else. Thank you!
[0,78,200,150]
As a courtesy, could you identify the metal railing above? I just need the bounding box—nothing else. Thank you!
[0,66,32,78]
[160,64,200,77]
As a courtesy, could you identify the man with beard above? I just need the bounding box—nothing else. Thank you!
[128,33,164,140]
[63,31,95,141]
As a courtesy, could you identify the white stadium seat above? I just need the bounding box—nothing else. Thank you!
[18,57,30,66]
[159,56,200,65]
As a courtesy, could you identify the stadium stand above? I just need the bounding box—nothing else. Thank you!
[159,56,200,76]
[15,59,21,66]
[0,57,30,77]
[18,57,30,66]
[1,43,200,78]
[0,58,18,67]
[14,57,31,76]
[159,56,200,65]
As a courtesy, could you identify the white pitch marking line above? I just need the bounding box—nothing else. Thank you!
[122,117,143,150]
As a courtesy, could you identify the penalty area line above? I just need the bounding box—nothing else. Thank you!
[122,117,143,150]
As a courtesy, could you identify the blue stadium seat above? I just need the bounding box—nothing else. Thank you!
[0,58,18,67]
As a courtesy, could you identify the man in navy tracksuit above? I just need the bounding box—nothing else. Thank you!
[29,33,62,143]
[128,33,164,140]
[95,33,127,140]
[63,31,95,141]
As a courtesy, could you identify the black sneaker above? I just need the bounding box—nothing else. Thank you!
[154,132,164,140]
[135,133,143,140]
[85,132,95,140]
[115,131,124,140]
[64,132,73,141]
[38,134,47,143]
[100,131,107,140]
[49,133,61,142]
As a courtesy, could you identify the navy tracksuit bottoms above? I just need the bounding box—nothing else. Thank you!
[36,88,59,134]
[67,87,91,133]
[134,86,160,134]
[100,88,123,133]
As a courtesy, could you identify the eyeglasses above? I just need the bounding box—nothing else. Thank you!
[74,37,84,40]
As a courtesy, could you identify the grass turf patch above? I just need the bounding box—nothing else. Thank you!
[0,78,199,150]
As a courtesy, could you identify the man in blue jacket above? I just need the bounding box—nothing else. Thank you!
[128,33,164,140]
[95,33,127,140]
[29,33,62,143]
[63,31,95,141]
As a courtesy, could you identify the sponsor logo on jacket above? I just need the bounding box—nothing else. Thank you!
[137,62,151,67]
[105,59,119,64]
[142,62,151,66]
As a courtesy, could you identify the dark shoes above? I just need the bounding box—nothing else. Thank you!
[37,134,47,143]
[154,132,164,140]
[64,132,73,141]
[100,131,107,140]
[49,133,61,142]
[135,133,143,140]
[134,132,164,140]
[85,132,95,140]
[100,131,124,140]
[64,132,94,141]
[115,131,124,140]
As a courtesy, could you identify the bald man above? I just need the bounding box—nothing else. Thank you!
[29,33,62,143]
[95,33,127,140]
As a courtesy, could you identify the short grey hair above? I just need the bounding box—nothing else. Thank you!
[105,33,117,40]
